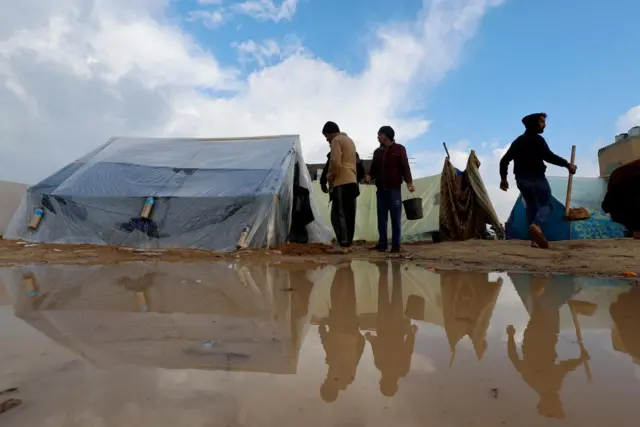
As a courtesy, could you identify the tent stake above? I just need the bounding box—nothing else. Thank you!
[564,145,576,219]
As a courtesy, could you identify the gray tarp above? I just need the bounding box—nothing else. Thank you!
[4,136,332,251]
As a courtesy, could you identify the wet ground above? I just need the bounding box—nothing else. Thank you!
[1,260,640,426]
[1,237,639,278]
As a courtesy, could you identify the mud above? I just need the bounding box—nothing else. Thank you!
[0,238,639,279]
[1,260,639,426]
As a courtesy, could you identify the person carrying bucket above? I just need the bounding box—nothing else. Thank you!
[366,126,415,253]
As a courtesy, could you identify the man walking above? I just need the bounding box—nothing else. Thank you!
[367,126,415,253]
[322,121,359,251]
[499,113,577,249]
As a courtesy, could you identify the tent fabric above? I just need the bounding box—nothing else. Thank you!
[602,159,640,232]
[4,136,333,251]
[505,176,627,241]
[0,180,27,235]
[311,175,441,243]
[439,151,505,241]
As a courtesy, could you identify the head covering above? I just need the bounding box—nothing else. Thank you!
[378,125,395,141]
[522,113,546,133]
[322,121,340,134]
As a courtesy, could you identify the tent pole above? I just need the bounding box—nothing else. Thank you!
[564,145,577,219]
[443,142,450,159]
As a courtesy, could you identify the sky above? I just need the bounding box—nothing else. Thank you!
[1,0,639,221]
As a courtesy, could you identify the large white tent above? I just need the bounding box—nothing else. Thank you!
[4,136,332,251]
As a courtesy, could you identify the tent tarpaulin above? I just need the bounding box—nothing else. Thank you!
[4,136,332,251]
[312,175,441,243]
[0,180,27,234]
[505,177,627,241]
[439,150,504,241]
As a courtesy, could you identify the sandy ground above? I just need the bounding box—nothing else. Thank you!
[0,237,638,279]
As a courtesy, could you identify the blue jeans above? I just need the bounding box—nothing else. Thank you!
[376,189,402,247]
[516,175,552,228]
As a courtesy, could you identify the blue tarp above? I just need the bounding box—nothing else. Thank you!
[505,177,627,241]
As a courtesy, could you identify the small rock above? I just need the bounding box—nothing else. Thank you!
[24,244,39,248]
[0,398,22,414]
[490,388,499,398]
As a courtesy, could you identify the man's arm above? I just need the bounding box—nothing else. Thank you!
[499,144,515,179]
[320,158,330,193]
[327,140,342,185]
[399,145,413,184]
[369,150,381,181]
[541,138,570,168]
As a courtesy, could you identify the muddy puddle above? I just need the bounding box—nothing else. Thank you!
[1,261,639,426]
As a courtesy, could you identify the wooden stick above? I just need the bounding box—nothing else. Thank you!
[443,142,450,159]
[564,145,577,218]
[569,301,592,382]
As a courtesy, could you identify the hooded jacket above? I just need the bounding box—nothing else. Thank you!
[500,113,570,180]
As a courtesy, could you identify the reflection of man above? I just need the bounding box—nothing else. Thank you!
[506,276,589,419]
[319,264,365,402]
[366,262,417,397]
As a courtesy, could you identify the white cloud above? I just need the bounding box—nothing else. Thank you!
[0,0,502,192]
[616,105,640,134]
[186,9,227,29]
[233,0,299,22]
[232,35,302,67]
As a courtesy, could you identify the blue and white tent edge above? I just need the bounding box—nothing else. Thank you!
[505,176,627,241]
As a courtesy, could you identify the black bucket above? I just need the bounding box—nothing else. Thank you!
[403,197,423,220]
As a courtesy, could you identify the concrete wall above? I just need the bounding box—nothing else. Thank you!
[598,136,640,178]
[0,180,28,235]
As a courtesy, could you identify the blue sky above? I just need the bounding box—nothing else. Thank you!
[2,0,639,218]
[174,0,640,165]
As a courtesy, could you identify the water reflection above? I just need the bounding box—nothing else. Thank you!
[1,261,639,426]
[507,274,591,419]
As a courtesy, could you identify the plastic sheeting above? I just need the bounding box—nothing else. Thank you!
[311,175,441,242]
[0,180,27,234]
[0,261,309,374]
[439,151,505,241]
[4,136,333,251]
[506,176,628,241]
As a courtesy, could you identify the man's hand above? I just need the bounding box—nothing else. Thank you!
[500,179,509,192]
[321,183,329,194]
[568,164,578,175]
[407,182,416,193]
[364,174,371,184]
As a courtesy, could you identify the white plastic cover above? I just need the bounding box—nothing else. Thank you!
[4,136,332,251]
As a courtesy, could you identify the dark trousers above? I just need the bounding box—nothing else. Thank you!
[376,188,402,247]
[516,175,552,228]
[331,184,357,247]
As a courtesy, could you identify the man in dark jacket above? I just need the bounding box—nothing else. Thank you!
[499,113,577,249]
[366,126,415,253]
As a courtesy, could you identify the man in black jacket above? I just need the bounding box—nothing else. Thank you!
[499,113,577,249]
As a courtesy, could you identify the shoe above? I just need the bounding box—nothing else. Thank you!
[370,245,387,252]
[528,225,549,249]
[390,245,402,253]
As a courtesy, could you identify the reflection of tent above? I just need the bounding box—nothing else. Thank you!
[610,287,640,365]
[0,262,309,374]
[440,271,502,364]
[439,151,504,241]
[0,180,27,234]
[5,136,332,251]
[506,177,627,241]
[312,176,441,242]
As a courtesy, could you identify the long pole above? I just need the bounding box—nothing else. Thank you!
[564,145,577,218]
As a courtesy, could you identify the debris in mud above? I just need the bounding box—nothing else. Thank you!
[490,388,499,398]
[0,398,22,414]
[623,272,638,277]
[0,388,18,396]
